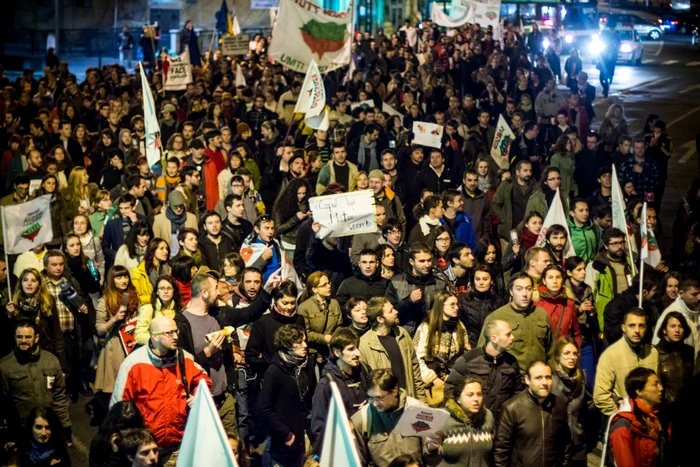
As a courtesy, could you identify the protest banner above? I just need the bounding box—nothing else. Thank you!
[221,34,250,56]
[162,49,193,91]
[431,3,470,28]
[396,405,450,438]
[309,190,376,239]
[268,0,352,73]
[412,121,443,149]
[491,114,515,169]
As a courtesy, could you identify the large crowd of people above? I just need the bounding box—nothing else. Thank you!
[0,15,699,467]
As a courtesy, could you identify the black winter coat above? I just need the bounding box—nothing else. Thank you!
[603,288,657,346]
[244,309,307,378]
[459,291,506,348]
[493,390,573,467]
[258,354,316,466]
[198,234,235,272]
[444,346,524,418]
[335,270,389,311]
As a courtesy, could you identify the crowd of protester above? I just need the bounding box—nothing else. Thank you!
[0,15,700,467]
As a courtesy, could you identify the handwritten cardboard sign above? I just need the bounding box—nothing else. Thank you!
[309,190,376,238]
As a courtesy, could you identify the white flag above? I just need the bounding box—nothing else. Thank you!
[491,115,515,170]
[640,203,661,268]
[412,121,443,149]
[1,195,54,254]
[177,380,238,467]
[611,166,638,274]
[240,242,267,267]
[319,382,362,467]
[294,59,329,131]
[138,63,162,167]
[536,187,576,258]
[235,63,247,87]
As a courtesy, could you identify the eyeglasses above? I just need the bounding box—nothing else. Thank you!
[152,330,179,338]
[436,237,451,243]
[367,393,390,403]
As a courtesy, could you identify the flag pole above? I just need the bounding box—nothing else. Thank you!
[1,208,12,299]
[638,258,644,309]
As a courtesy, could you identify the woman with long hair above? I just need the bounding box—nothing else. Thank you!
[219,252,245,304]
[35,174,68,248]
[501,211,543,274]
[549,337,590,466]
[170,255,197,307]
[165,132,189,163]
[73,123,91,164]
[86,129,114,181]
[459,264,507,348]
[135,276,182,345]
[72,213,105,281]
[63,233,101,308]
[535,264,582,346]
[599,104,629,154]
[474,238,506,298]
[114,221,152,275]
[475,156,497,196]
[413,290,469,406]
[19,407,71,467]
[88,401,145,467]
[378,244,398,279]
[94,265,140,395]
[4,269,65,367]
[432,226,453,271]
[47,145,73,189]
[61,166,93,230]
[429,376,494,466]
[272,178,312,254]
[235,142,261,191]
[298,271,342,360]
[131,238,170,305]
[655,271,681,312]
[564,256,600,389]
[408,195,444,246]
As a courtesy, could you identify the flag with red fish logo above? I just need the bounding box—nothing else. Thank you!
[1,195,53,254]
[268,0,352,73]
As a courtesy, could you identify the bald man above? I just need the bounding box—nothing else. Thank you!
[111,316,211,462]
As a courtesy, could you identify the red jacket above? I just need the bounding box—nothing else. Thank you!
[111,344,211,448]
[608,399,663,467]
[204,147,226,173]
[181,155,220,211]
[534,284,582,347]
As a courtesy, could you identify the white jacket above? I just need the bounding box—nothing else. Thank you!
[652,296,700,357]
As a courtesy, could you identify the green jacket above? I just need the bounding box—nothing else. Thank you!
[297,296,342,354]
[359,327,427,401]
[549,152,578,197]
[477,303,553,374]
[0,348,71,429]
[525,189,570,219]
[491,179,540,240]
[585,252,632,330]
[566,216,601,264]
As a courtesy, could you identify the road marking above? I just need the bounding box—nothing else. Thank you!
[687,61,700,66]
[679,141,697,164]
[662,60,678,65]
[654,41,664,56]
[642,59,655,64]
[619,76,673,95]
[680,84,700,94]
[668,106,700,129]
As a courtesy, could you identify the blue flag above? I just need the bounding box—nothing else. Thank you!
[320,382,362,467]
[215,0,231,34]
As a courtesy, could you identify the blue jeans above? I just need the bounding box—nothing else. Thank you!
[580,343,596,390]
[236,368,253,443]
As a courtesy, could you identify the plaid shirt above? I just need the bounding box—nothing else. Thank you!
[45,277,74,332]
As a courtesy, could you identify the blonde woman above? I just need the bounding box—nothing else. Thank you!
[61,166,94,232]
[5,268,66,368]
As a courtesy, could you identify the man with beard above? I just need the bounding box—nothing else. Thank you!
[337,248,389,310]
[385,243,447,336]
[525,166,569,218]
[370,169,406,233]
[174,271,271,433]
[444,242,474,297]
[492,161,541,248]
[586,228,633,328]
[493,362,572,466]
[182,139,219,212]
[478,273,553,374]
[603,273,659,346]
[198,211,235,272]
[544,224,569,269]
[594,309,658,417]
[509,121,543,180]
[122,429,159,467]
[358,298,426,401]
[567,199,601,265]
[310,327,370,449]
[0,320,72,433]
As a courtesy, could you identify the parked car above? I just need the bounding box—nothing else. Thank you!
[601,13,664,40]
[616,27,644,65]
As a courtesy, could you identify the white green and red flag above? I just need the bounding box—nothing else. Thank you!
[639,202,661,267]
[1,195,53,254]
[138,62,162,167]
[611,166,638,275]
[294,59,329,130]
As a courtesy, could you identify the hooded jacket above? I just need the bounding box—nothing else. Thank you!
[459,186,490,239]
[244,307,306,378]
[534,284,582,347]
[440,211,477,252]
[585,251,632,330]
[386,271,448,335]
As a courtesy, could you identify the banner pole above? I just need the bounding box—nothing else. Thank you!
[1,208,12,299]
[638,259,644,309]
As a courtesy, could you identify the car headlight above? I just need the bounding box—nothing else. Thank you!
[620,44,632,53]
[543,38,551,49]
[590,39,606,55]
[565,34,574,44]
